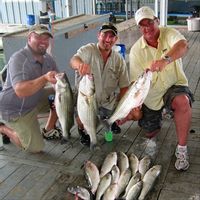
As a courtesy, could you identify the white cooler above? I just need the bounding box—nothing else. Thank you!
[187,17,200,32]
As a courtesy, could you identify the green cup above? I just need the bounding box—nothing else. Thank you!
[105,131,113,142]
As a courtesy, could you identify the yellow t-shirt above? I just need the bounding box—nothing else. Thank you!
[129,27,188,110]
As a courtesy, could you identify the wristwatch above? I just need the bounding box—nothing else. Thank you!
[162,55,172,64]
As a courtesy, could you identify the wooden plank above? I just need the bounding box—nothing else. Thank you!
[158,189,200,200]
[22,168,60,200]
[5,167,48,200]
[0,164,34,199]
[0,159,8,169]
[163,181,200,195]
[0,161,20,183]
[41,172,78,200]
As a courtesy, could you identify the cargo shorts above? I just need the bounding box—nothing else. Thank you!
[6,87,54,152]
[138,85,194,133]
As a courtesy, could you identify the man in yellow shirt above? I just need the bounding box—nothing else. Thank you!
[129,7,194,171]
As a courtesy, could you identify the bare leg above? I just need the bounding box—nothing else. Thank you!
[44,109,58,131]
[0,125,22,147]
[171,95,192,146]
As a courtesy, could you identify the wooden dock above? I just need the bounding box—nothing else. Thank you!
[0,28,199,200]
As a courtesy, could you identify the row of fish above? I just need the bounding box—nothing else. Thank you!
[68,151,162,200]
[54,70,152,149]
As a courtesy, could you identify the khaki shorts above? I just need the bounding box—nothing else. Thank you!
[7,87,54,152]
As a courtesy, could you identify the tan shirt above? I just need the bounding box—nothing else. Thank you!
[75,43,130,110]
[129,27,188,110]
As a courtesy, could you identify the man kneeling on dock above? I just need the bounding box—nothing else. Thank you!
[0,25,62,153]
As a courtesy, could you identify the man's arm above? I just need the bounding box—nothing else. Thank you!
[14,71,57,98]
[150,39,188,72]
[164,39,188,62]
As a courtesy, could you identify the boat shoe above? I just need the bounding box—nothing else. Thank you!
[42,127,62,140]
[78,128,90,147]
[111,122,121,134]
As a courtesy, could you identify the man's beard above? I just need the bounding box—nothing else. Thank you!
[38,47,47,55]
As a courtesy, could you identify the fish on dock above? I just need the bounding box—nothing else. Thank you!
[67,185,91,200]
[95,173,112,200]
[100,152,118,178]
[138,165,162,200]
[84,160,100,195]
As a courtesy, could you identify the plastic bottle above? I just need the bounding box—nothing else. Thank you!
[104,130,113,142]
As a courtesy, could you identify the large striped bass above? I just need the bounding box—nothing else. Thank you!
[95,173,112,200]
[55,72,74,143]
[122,171,141,199]
[115,168,132,198]
[139,155,151,179]
[102,183,118,200]
[117,151,129,175]
[84,160,100,195]
[129,153,139,176]
[77,74,98,150]
[138,165,162,200]
[126,180,143,200]
[100,152,117,178]
[107,70,152,125]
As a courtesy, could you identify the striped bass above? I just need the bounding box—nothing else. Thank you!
[107,70,152,125]
[117,151,129,175]
[77,74,98,150]
[126,181,143,200]
[55,72,74,143]
[84,160,100,195]
[115,168,132,198]
[111,165,120,184]
[100,152,117,178]
[122,171,141,199]
[129,153,139,176]
[95,173,112,200]
[102,183,118,200]
[139,156,151,179]
[138,165,162,200]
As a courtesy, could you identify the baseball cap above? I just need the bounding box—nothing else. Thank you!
[99,22,118,36]
[135,6,155,25]
[28,24,53,38]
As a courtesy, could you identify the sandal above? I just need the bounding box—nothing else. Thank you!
[42,127,62,140]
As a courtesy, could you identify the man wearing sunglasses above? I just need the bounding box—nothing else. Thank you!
[70,22,142,147]
[129,6,194,171]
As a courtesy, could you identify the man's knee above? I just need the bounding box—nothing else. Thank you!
[172,95,190,110]
[25,142,44,153]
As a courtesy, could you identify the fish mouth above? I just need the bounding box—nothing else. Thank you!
[55,72,65,80]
